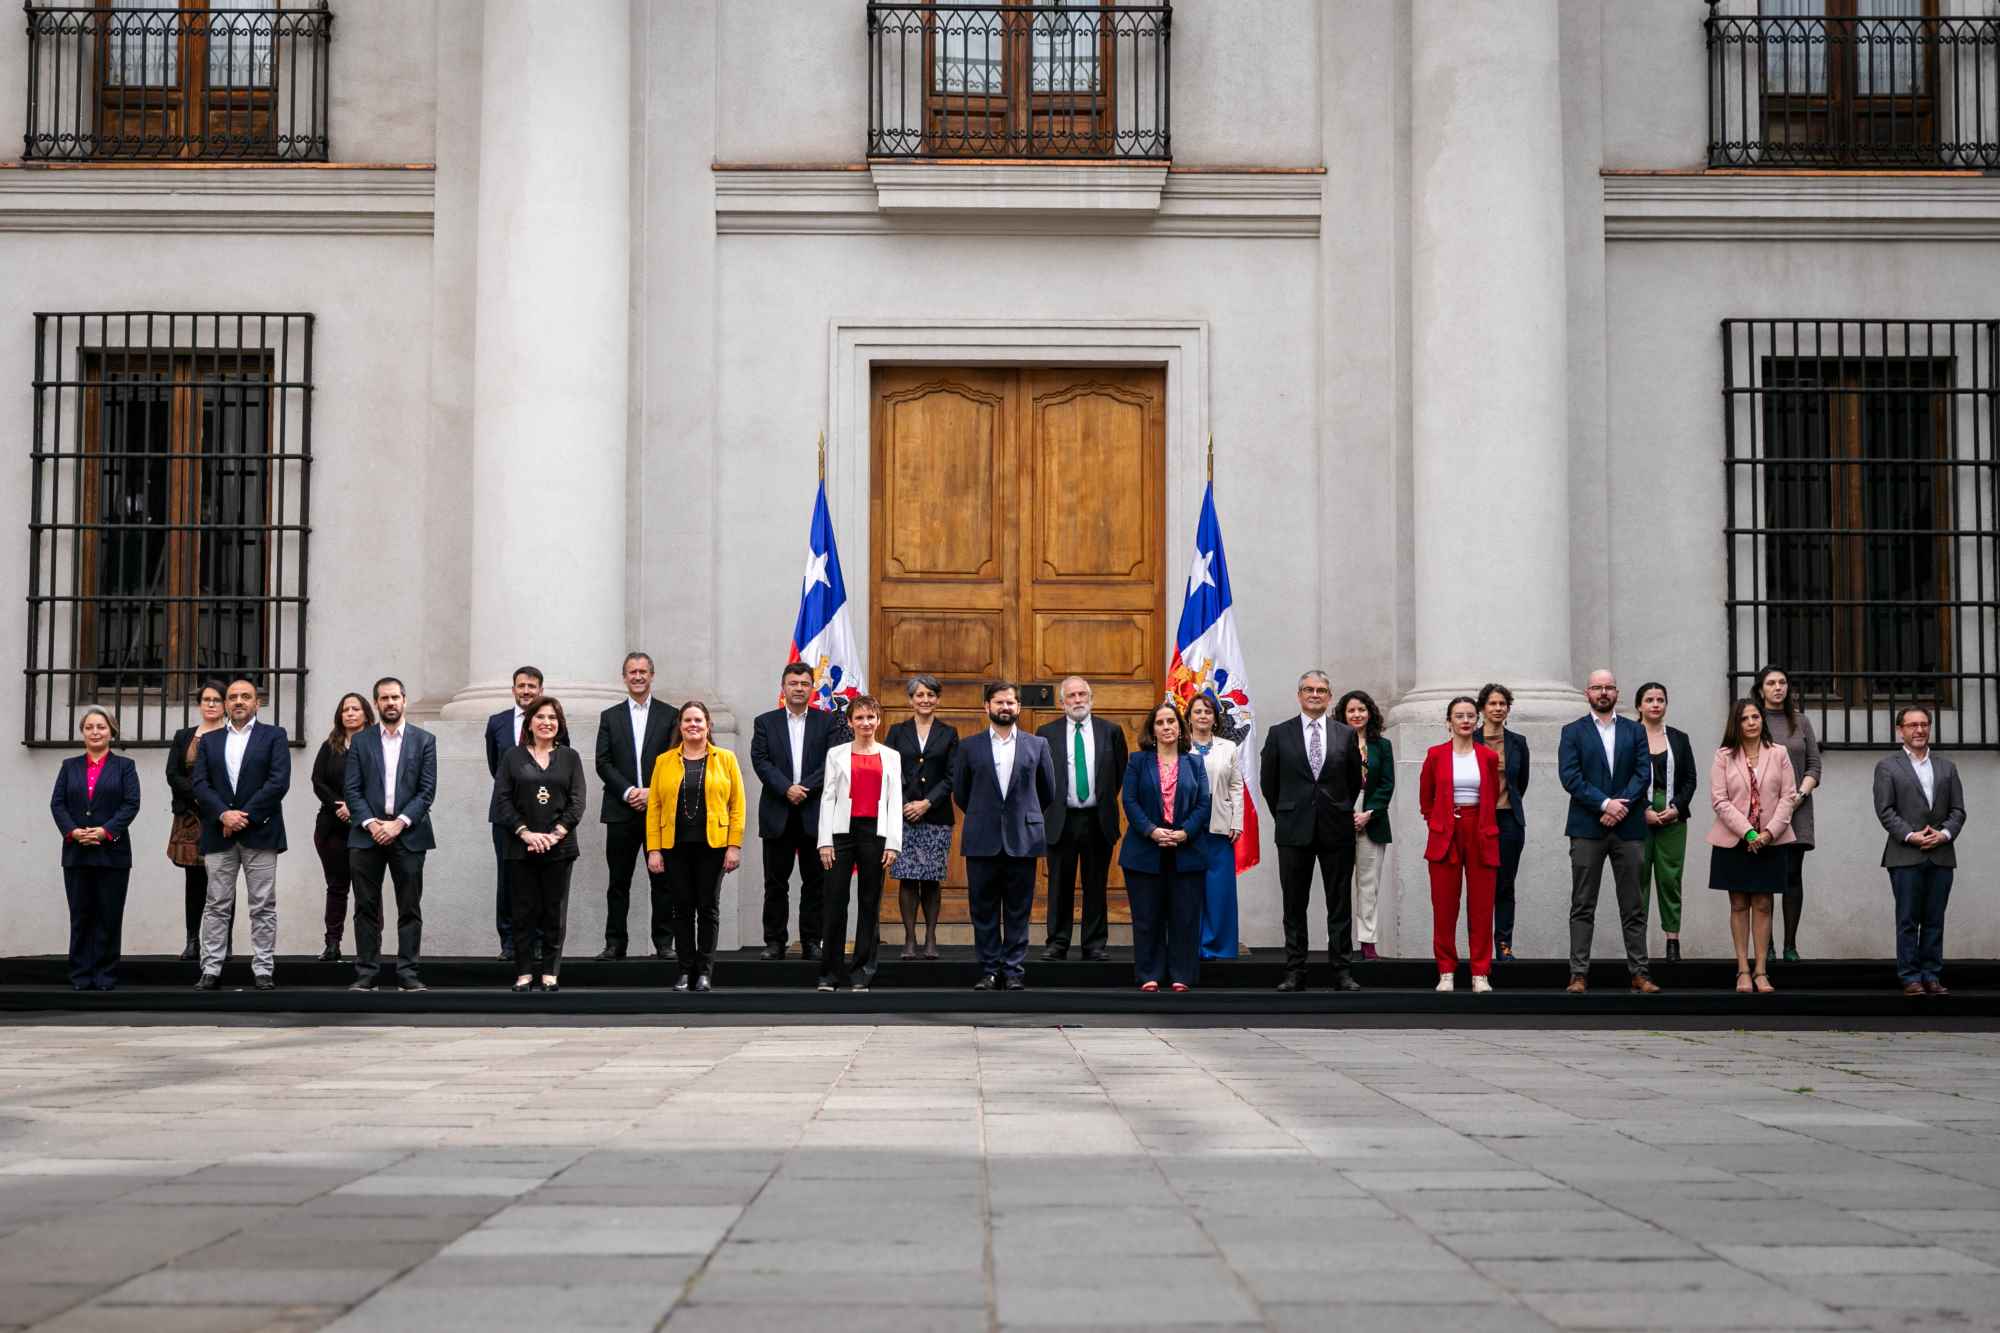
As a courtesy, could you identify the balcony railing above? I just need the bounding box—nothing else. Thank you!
[24,3,332,162]
[1705,3,2000,169]
[868,2,1170,160]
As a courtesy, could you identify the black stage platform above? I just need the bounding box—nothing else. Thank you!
[3,951,1994,1024]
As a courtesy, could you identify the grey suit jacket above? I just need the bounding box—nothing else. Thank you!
[1873,749,1966,869]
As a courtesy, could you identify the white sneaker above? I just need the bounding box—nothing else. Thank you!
[1471,975,1492,994]
[1435,974,1455,992]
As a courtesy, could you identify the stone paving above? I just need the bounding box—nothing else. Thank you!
[0,1025,1996,1331]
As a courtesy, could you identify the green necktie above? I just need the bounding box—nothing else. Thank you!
[1074,723,1089,803]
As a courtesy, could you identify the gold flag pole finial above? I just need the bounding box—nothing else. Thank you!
[818,429,826,482]
[1206,432,1214,483]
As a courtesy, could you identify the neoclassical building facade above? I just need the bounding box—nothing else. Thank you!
[2,0,1996,962]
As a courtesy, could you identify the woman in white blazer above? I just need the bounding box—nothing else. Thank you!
[815,694,903,991]
[1187,694,1246,959]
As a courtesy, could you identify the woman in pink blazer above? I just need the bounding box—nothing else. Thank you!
[1417,697,1502,992]
[1705,698,1799,994]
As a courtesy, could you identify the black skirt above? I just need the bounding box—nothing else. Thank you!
[1708,840,1786,894]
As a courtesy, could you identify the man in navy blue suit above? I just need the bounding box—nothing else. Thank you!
[750,663,841,960]
[1556,670,1659,993]
[485,666,565,958]
[344,677,439,992]
[190,675,291,990]
[952,681,1058,991]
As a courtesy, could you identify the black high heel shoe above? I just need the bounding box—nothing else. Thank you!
[512,979,531,994]
[541,979,560,994]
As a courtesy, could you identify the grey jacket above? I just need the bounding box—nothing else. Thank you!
[1873,750,1966,870]
[1764,709,1823,848]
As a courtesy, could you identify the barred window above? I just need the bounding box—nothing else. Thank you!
[26,314,313,747]
[1723,319,2000,748]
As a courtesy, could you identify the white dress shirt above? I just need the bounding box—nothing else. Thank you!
[1065,716,1098,809]
[1594,716,1619,811]
[786,707,808,783]
[990,728,1016,799]
[1904,748,1951,841]
[627,697,652,797]
[511,705,526,746]
[224,718,255,790]
[379,723,404,821]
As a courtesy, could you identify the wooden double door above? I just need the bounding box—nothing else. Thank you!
[869,366,1166,934]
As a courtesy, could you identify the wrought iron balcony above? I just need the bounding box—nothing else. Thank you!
[23,3,332,162]
[867,2,1170,160]
[1705,3,2000,169]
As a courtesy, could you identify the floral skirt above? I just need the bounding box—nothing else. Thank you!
[893,822,952,881]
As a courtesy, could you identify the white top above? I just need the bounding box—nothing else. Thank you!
[1065,716,1098,809]
[224,718,255,790]
[989,728,1016,799]
[379,723,404,819]
[627,696,652,799]
[1194,737,1245,836]
[511,705,527,746]
[786,707,808,782]
[1452,749,1481,807]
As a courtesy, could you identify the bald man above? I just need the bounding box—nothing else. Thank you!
[1555,671,1659,994]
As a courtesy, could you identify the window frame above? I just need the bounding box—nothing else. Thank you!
[919,0,1120,158]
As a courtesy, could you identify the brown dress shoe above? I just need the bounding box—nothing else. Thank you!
[1902,981,1925,996]
[1923,979,1949,996]
[1630,976,1661,994]
[1565,977,1587,994]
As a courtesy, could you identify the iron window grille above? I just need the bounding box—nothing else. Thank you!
[1705,0,2000,169]
[24,1,333,162]
[868,2,1170,159]
[25,313,313,748]
[1723,319,2000,750]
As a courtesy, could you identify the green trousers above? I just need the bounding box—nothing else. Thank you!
[1640,818,1688,934]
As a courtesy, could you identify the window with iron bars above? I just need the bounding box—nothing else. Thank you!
[1723,319,2000,749]
[25,313,313,748]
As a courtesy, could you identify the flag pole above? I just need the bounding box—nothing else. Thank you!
[818,429,826,482]
[1206,432,1214,483]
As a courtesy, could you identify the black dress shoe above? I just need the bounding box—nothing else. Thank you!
[543,981,561,994]
[179,935,198,961]
[693,974,712,992]
[594,945,626,962]
[348,979,374,991]
[497,948,514,961]
[972,974,999,991]
[254,976,275,991]
[655,949,672,961]
[1664,939,1682,964]
[1042,945,1068,961]
[760,945,785,961]
[195,973,220,991]
[1275,973,1306,993]
[401,979,428,992]
[1003,975,1026,991]
[318,943,341,962]
[801,943,821,962]
[1081,950,1109,963]
[674,976,691,992]
[1333,973,1362,992]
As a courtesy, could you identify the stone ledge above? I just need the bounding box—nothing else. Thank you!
[1603,171,2000,241]
[871,160,1167,213]
[0,165,435,235]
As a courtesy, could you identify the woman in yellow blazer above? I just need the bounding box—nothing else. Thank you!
[645,700,745,992]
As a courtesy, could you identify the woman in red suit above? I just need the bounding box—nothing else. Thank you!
[1418,696,1502,993]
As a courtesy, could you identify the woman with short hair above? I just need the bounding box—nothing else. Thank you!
[51,707,140,990]
[1476,683,1529,962]
[1417,697,1500,992]
[816,695,902,992]
[885,674,957,961]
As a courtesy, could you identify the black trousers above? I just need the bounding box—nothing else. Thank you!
[65,865,129,988]
[1278,797,1357,976]
[313,822,351,945]
[604,819,671,953]
[762,814,824,949]
[821,819,886,987]
[1045,814,1112,953]
[1127,857,1202,988]
[1492,808,1526,945]
[182,862,210,936]
[350,842,425,985]
[662,841,725,978]
[966,854,1036,979]
[511,856,574,977]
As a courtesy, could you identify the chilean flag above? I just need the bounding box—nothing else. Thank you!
[1167,482,1261,872]
[787,480,865,713]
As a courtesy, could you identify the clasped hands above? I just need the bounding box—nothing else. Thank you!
[364,817,407,847]
[1599,798,1630,828]
[519,824,567,855]
[1149,826,1187,848]
[69,826,111,846]
[1643,806,1679,828]
[1908,825,1948,850]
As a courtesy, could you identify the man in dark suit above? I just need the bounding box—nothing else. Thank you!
[1038,675,1128,961]
[1556,669,1658,993]
[1874,705,1969,996]
[1260,670,1366,992]
[343,677,438,992]
[953,680,1058,990]
[750,662,840,959]
[594,651,681,959]
[485,665,566,959]
[190,674,291,990]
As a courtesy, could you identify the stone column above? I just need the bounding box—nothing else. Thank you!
[443,0,631,719]
[1396,0,1578,726]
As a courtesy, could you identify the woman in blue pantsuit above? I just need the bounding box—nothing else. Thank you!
[1120,699,1211,992]
[50,707,141,991]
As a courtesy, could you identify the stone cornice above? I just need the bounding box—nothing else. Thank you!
[1603,171,2000,241]
[0,165,436,235]
[715,167,1322,237]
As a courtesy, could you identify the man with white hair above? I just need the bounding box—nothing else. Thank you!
[1038,676,1128,961]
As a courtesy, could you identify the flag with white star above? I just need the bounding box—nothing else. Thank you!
[787,480,865,714]
[1167,480,1261,872]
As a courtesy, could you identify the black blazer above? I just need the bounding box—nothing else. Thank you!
[164,725,207,817]
[750,706,839,838]
[595,697,681,824]
[191,722,292,855]
[485,707,570,823]
[886,718,958,827]
[1258,714,1366,848]
[1037,715,1129,845]
[493,745,587,862]
[343,725,440,852]
[310,739,349,838]
[952,729,1058,859]
[1484,728,1531,818]
[1645,725,1698,825]
[51,753,141,869]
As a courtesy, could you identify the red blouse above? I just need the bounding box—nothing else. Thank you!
[850,751,883,820]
